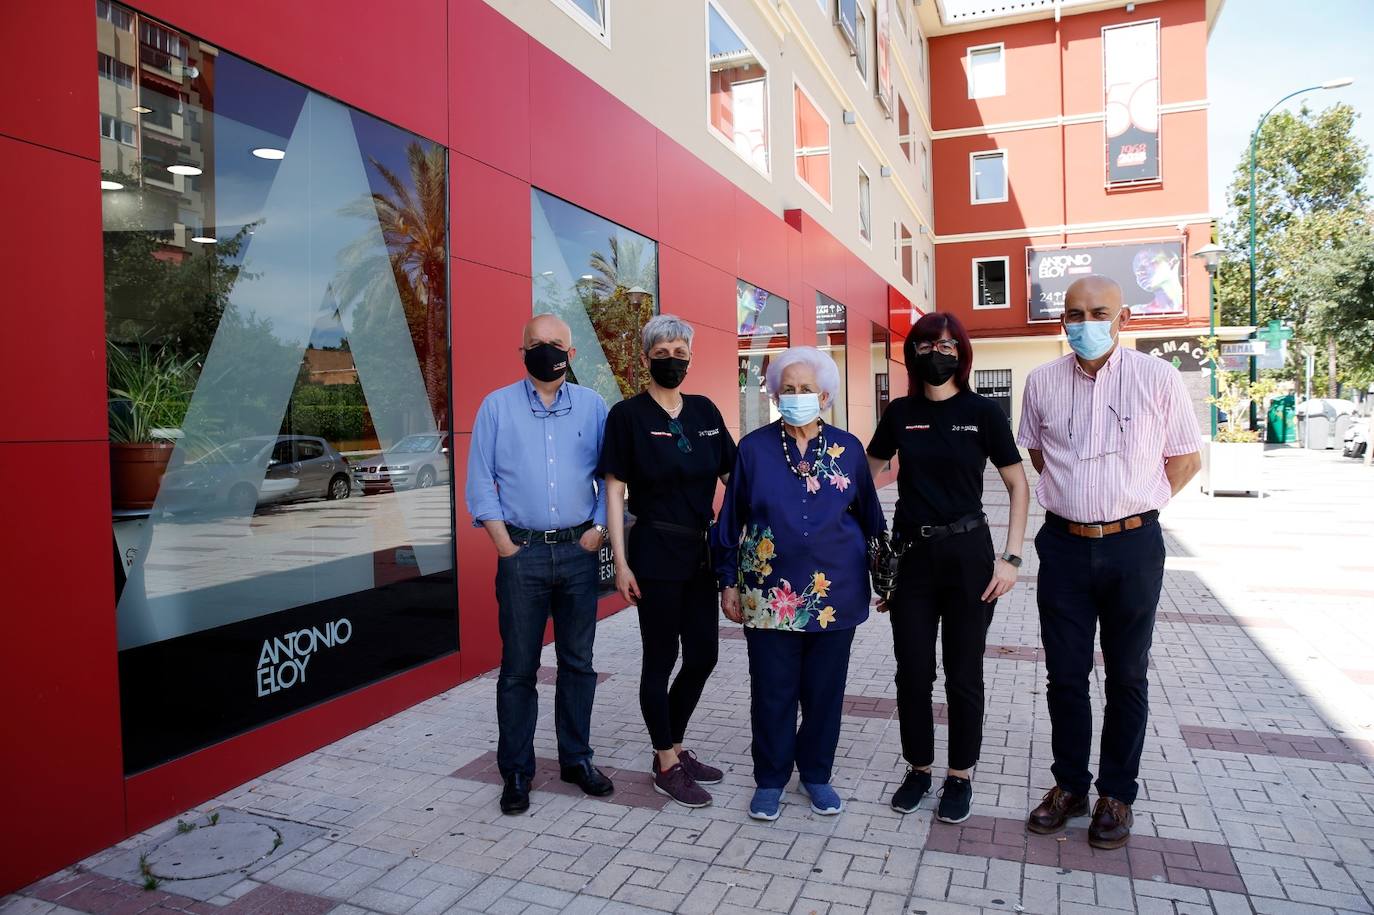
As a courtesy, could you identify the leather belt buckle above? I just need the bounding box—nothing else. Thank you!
[919,525,934,539]
[542,529,560,544]
[1079,523,1105,539]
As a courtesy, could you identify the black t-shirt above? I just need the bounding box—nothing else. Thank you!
[597,392,737,581]
[867,390,1022,533]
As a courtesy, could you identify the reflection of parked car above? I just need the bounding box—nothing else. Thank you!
[162,435,353,512]
[1344,418,1369,458]
[356,432,451,494]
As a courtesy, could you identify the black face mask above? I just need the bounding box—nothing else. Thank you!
[648,356,690,389]
[524,342,569,382]
[915,351,960,387]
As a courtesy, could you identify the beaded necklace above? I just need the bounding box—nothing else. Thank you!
[781,419,826,481]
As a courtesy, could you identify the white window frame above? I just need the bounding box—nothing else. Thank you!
[971,256,1011,310]
[854,2,870,87]
[922,252,932,301]
[792,77,833,210]
[920,142,929,191]
[899,223,914,285]
[549,0,611,46]
[966,42,1006,100]
[705,1,772,179]
[857,164,873,245]
[897,94,911,161]
[970,149,1008,204]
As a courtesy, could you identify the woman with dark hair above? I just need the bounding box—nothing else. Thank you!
[866,311,1030,824]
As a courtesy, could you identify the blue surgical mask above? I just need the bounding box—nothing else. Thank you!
[777,393,822,426]
[1065,316,1118,360]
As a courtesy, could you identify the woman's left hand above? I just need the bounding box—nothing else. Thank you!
[980,558,1019,603]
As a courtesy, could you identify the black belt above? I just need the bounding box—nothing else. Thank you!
[1044,510,1158,538]
[642,518,710,540]
[904,512,987,543]
[505,520,594,544]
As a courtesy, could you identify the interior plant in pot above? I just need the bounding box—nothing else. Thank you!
[108,341,200,510]
[1200,336,1277,496]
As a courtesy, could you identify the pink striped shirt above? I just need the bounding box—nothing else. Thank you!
[1017,346,1201,523]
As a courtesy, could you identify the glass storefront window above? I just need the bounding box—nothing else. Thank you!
[531,190,659,407]
[738,280,789,433]
[871,321,892,425]
[99,2,455,773]
[816,293,848,428]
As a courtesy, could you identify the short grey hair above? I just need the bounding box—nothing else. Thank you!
[641,314,695,355]
[765,346,841,402]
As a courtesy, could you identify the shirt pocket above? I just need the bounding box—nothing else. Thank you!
[1125,409,1164,463]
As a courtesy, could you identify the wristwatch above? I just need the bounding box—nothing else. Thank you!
[1000,552,1023,568]
[594,523,608,536]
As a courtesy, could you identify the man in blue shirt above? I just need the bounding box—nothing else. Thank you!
[466,313,613,814]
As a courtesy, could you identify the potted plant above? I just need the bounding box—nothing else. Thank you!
[108,342,199,509]
[1200,337,1276,497]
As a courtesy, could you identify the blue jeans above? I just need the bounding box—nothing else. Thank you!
[494,539,601,779]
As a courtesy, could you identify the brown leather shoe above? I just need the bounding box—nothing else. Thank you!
[1088,796,1133,849]
[1026,786,1090,835]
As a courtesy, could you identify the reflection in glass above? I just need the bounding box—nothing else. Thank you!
[738,280,789,433]
[816,293,848,429]
[794,83,831,204]
[973,151,1006,201]
[531,190,659,406]
[871,321,892,424]
[708,2,769,174]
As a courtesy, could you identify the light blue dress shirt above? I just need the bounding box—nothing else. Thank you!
[465,379,608,531]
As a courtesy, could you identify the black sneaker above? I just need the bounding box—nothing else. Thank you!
[891,767,932,814]
[937,775,973,824]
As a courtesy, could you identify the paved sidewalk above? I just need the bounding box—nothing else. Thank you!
[6,446,1374,915]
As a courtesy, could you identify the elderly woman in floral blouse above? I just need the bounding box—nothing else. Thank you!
[712,346,886,821]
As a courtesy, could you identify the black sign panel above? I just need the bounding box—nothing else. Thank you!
[1103,20,1161,185]
[1027,240,1185,322]
[1144,336,1207,372]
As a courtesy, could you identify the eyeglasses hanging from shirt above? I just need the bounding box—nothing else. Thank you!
[1068,361,1129,461]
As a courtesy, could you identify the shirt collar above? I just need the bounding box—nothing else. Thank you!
[523,377,570,409]
[1071,343,1124,379]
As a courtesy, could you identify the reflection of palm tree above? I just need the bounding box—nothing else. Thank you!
[584,237,656,399]
[337,142,448,428]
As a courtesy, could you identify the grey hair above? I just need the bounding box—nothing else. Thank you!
[641,314,695,355]
[765,346,841,402]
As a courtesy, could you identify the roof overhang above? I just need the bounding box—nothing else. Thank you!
[920,0,1226,38]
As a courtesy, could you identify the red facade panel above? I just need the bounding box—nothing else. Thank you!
[929,19,1061,132]
[452,152,533,277]
[656,135,740,276]
[450,0,532,179]
[933,129,1066,238]
[451,259,534,434]
[659,245,739,337]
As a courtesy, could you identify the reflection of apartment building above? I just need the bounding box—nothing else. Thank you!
[921,0,1218,427]
[302,348,360,385]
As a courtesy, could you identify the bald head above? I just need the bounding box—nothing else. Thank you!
[1063,275,1127,325]
[523,313,572,349]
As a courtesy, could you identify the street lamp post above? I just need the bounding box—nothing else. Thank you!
[1192,243,1228,439]
[1247,77,1354,429]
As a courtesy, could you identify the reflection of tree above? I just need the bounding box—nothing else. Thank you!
[336,142,448,429]
[583,237,656,400]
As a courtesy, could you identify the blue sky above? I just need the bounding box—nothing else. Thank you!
[1207,0,1374,216]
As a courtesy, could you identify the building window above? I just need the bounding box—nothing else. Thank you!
[708,2,770,176]
[96,0,133,29]
[794,80,831,206]
[550,0,609,42]
[920,142,929,190]
[816,293,848,429]
[973,256,1010,309]
[967,43,1005,99]
[854,2,869,86]
[897,95,911,161]
[99,1,455,775]
[532,190,659,406]
[98,52,134,88]
[738,280,790,433]
[974,369,1013,421]
[970,150,1007,204]
[913,23,924,75]
[900,224,914,285]
[99,113,136,145]
[871,321,892,425]
[894,0,909,35]
[922,252,931,301]
[858,166,872,243]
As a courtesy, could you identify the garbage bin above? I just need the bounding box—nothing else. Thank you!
[1267,395,1297,443]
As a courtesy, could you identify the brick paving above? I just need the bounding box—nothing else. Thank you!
[5,445,1374,914]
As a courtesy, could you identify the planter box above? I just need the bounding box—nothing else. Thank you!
[1202,441,1265,497]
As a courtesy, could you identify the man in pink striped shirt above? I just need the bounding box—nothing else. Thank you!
[1017,275,1201,850]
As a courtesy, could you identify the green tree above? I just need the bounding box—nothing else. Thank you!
[1300,221,1374,391]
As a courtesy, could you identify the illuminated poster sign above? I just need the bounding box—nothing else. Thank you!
[1103,20,1160,185]
[875,0,893,115]
[1027,239,1186,322]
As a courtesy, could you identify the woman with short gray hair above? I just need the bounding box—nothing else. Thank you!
[597,314,737,808]
[711,345,886,821]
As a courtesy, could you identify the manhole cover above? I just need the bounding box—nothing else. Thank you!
[145,822,280,880]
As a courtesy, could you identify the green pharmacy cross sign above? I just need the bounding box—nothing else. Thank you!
[1254,320,1293,371]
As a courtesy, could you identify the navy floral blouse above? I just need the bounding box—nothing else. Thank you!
[711,420,886,632]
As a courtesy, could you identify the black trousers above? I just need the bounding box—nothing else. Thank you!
[636,571,720,751]
[1035,517,1165,805]
[890,525,996,772]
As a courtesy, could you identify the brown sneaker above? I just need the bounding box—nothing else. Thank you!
[652,762,712,809]
[678,750,723,785]
[1026,786,1090,835]
[1088,797,1133,849]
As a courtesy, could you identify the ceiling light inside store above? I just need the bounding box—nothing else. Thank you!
[580,274,594,280]
[132,105,153,114]
[252,147,286,160]
[167,164,203,176]
[191,235,218,244]
[100,180,124,191]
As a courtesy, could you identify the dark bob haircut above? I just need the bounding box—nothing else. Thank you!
[903,311,974,396]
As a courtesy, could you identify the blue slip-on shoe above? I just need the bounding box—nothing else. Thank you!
[801,781,844,815]
[749,787,783,821]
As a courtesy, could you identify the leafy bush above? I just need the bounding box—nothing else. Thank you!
[107,342,200,444]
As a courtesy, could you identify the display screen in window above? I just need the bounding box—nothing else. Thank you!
[738,280,790,433]
[99,2,456,773]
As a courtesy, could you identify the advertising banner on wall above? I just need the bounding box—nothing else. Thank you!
[1027,239,1186,322]
[1102,20,1161,185]
[875,0,893,115]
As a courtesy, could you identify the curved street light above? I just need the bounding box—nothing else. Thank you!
[1247,78,1354,426]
